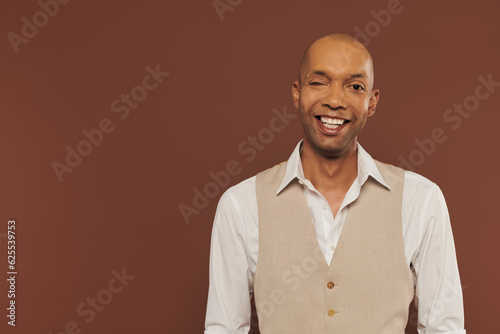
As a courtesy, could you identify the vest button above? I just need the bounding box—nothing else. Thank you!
[327,309,336,317]
[327,281,335,289]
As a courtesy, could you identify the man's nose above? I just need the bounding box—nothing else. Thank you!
[321,84,347,110]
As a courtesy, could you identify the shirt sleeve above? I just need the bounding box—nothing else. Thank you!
[204,189,252,334]
[413,184,466,334]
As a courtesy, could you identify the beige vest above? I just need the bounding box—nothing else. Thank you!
[252,160,414,333]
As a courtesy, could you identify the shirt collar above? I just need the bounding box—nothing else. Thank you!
[276,139,391,195]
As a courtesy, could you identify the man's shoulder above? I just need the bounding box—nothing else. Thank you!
[372,159,441,202]
[403,169,438,188]
[219,174,256,204]
[396,166,443,205]
[219,161,287,204]
[374,159,438,188]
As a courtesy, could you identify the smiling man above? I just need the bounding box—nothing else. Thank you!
[204,33,465,334]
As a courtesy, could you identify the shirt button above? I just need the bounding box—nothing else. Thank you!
[329,245,335,251]
[298,179,304,185]
[327,281,335,289]
[321,203,327,210]
[327,309,336,317]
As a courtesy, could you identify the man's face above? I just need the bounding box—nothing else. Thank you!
[292,38,379,158]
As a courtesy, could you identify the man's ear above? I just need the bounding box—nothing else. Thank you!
[368,88,379,117]
[292,81,300,109]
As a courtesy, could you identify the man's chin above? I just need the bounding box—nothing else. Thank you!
[310,136,357,159]
[302,131,355,158]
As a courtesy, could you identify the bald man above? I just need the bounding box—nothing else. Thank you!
[204,33,465,334]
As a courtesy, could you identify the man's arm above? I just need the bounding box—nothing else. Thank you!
[204,189,252,334]
[413,184,466,333]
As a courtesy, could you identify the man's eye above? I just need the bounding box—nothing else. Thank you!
[352,84,364,91]
[310,82,323,86]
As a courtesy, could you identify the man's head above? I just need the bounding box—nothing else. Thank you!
[292,33,379,158]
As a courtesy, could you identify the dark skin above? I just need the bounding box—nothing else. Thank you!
[292,34,380,218]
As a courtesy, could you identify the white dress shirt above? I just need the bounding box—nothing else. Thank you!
[204,140,465,334]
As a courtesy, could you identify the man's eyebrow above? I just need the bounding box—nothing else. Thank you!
[307,71,368,79]
[309,70,328,77]
[348,73,367,79]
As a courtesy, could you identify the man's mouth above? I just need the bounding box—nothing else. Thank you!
[315,115,350,129]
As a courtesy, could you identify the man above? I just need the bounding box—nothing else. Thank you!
[204,33,465,333]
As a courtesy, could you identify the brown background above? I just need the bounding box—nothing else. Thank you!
[0,0,498,333]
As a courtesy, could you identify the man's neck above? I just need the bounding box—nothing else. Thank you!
[300,140,358,194]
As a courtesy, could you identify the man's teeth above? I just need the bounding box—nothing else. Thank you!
[320,116,346,128]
